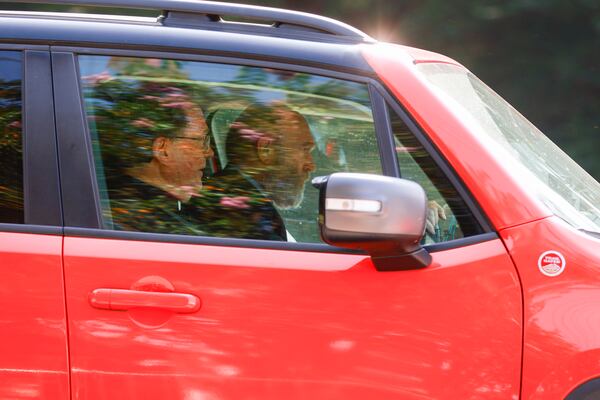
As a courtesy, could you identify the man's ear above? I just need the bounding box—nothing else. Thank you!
[256,136,276,165]
[152,137,170,163]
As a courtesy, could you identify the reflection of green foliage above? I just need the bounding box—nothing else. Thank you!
[107,57,187,79]
[235,67,269,86]
[278,73,311,92]
[313,80,364,103]
[0,80,21,147]
[233,66,371,110]
[0,77,23,222]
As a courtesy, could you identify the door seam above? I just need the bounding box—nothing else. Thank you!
[498,227,527,400]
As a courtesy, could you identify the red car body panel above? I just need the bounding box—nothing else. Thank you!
[64,236,521,399]
[501,216,600,399]
[0,232,70,399]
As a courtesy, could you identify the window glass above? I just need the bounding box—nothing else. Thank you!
[79,55,380,242]
[0,51,23,224]
[390,106,483,243]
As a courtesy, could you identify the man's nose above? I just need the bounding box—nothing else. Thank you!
[204,146,214,157]
[304,157,316,172]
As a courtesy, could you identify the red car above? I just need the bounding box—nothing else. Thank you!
[1,1,599,399]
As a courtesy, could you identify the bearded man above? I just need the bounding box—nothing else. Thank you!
[199,103,315,241]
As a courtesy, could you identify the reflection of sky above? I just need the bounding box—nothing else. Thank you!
[252,90,285,104]
[80,56,291,105]
[185,62,241,83]
[79,56,374,126]
[79,55,373,120]
[78,55,366,101]
[80,56,249,83]
[77,56,106,76]
[0,52,21,81]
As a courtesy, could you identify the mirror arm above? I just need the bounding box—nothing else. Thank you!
[314,173,433,272]
[371,248,432,271]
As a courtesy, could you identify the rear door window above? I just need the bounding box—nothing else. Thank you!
[0,51,23,224]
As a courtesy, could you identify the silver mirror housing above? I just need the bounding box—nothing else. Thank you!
[314,173,431,271]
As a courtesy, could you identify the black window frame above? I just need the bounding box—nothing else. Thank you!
[0,44,62,236]
[54,45,496,253]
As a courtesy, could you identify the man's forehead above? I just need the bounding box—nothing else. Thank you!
[182,106,208,137]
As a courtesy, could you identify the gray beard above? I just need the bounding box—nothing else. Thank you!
[266,179,305,210]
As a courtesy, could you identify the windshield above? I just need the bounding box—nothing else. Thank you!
[418,63,600,233]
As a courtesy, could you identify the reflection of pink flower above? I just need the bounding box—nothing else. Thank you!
[82,71,113,84]
[162,101,194,109]
[229,123,273,143]
[240,128,271,143]
[7,121,21,129]
[131,118,153,128]
[144,59,162,67]
[164,93,189,100]
[220,196,250,209]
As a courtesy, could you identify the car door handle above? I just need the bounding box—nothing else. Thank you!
[89,288,201,313]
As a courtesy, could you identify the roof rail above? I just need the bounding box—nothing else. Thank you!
[7,0,375,43]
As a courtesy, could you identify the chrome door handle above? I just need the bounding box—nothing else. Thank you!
[89,288,201,313]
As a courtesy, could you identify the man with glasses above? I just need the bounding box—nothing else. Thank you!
[125,105,213,204]
[103,100,215,235]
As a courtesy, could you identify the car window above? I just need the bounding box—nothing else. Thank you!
[0,51,23,224]
[390,106,483,243]
[79,55,380,243]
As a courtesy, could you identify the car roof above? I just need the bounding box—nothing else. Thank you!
[0,1,378,76]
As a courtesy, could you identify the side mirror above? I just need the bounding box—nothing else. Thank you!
[313,173,431,271]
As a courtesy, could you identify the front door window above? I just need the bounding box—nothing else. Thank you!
[80,55,380,242]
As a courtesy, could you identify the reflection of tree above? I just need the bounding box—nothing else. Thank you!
[86,78,188,172]
[233,66,371,109]
[234,66,269,86]
[313,80,365,103]
[107,57,187,79]
[0,77,23,223]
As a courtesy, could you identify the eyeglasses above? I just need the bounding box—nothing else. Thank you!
[173,135,211,150]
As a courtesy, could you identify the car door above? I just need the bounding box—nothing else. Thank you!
[54,48,522,399]
[0,47,68,398]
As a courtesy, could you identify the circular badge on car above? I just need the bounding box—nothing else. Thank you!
[538,250,566,277]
